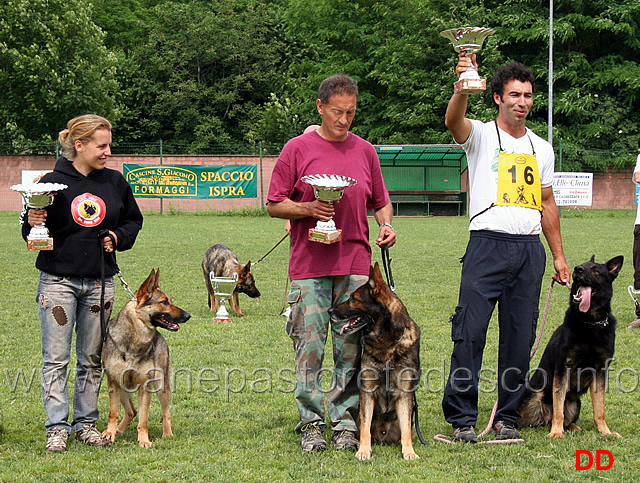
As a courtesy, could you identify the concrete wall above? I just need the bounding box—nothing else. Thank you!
[1,155,635,212]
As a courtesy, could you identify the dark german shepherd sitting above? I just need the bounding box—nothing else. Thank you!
[519,255,623,439]
[203,244,260,316]
[102,269,190,448]
[329,263,421,460]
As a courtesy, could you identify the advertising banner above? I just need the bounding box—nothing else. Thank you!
[552,172,593,207]
[124,164,257,199]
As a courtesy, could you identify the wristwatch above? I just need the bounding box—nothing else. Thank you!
[380,222,394,232]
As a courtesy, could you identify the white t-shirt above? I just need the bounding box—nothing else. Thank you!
[633,154,640,225]
[461,119,556,235]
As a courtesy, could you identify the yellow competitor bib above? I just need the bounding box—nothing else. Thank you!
[495,151,542,211]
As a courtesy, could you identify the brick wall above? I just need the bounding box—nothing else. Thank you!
[1,156,635,212]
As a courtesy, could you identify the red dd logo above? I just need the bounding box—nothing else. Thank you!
[71,193,106,227]
[576,450,613,470]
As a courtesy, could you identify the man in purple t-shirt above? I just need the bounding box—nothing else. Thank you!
[267,74,395,453]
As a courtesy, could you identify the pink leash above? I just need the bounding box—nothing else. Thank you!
[434,279,570,444]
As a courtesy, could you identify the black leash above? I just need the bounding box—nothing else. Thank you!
[380,245,395,292]
[253,232,290,267]
[413,393,428,446]
[98,230,118,342]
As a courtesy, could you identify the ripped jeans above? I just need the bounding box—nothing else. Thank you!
[36,271,114,433]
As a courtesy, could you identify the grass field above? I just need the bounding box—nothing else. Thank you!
[1,209,639,481]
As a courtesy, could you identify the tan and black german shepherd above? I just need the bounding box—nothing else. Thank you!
[102,269,190,448]
[329,263,421,461]
[519,255,623,439]
[202,244,260,317]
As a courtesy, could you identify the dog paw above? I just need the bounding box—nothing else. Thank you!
[605,431,622,439]
[138,439,152,448]
[355,449,372,461]
[547,431,563,439]
[403,451,419,461]
[102,430,116,442]
[567,424,581,432]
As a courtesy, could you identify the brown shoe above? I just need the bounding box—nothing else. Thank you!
[628,319,640,329]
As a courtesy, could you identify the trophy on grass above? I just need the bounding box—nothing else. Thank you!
[209,272,238,322]
[301,174,357,244]
[440,27,495,95]
[11,183,68,250]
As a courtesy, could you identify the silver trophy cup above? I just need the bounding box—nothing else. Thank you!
[209,272,238,322]
[11,183,68,250]
[301,174,358,244]
[440,27,495,95]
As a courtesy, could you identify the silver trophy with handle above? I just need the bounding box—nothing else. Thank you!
[11,182,68,250]
[440,27,495,95]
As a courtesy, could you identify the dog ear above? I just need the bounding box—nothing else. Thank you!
[136,268,160,306]
[367,264,377,289]
[369,262,386,293]
[245,261,252,273]
[136,269,156,305]
[606,256,624,280]
[590,254,595,262]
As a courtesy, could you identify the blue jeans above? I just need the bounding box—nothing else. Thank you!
[37,272,114,433]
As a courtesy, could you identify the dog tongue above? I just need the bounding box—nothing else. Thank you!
[340,319,356,335]
[578,286,591,313]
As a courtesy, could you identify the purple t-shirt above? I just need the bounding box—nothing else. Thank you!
[268,130,389,280]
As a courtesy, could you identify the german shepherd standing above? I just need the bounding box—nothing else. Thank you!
[519,255,623,439]
[329,263,421,461]
[102,269,190,448]
[202,244,260,316]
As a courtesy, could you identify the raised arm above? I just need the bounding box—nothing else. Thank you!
[444,52,475,144]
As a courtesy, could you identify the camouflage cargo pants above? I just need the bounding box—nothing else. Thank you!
[286,275,368,433]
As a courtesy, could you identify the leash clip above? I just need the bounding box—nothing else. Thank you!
[117,270,136,300]
[381,245,395,292]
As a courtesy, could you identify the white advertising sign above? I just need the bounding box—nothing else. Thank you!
[552,172,593,207]
[21,170,52,184]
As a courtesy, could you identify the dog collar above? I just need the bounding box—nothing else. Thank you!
[584,316,609,327]
[394,327,406,344]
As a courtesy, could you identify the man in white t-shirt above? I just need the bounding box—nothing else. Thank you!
[441,53,571,443]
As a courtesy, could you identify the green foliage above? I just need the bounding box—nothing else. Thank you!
[0,0,119,144]
[116,0,288,148]
[4,0,640,170]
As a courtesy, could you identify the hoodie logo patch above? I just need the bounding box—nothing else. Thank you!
[71,193,106,227]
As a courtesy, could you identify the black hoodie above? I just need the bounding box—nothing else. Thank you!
[22,156,143,278]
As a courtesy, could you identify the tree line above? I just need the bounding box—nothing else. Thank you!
[1,0,639,171]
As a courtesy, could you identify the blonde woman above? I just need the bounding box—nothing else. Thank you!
[23,115,143,452]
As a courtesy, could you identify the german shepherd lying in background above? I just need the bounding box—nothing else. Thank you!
[329,263,421,461]
[519,255,623,439]
[203,244,260,316]
[102,269,190,448]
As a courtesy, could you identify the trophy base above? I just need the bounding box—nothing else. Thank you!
[212,317,233,323]
[27,237,53,251]
[308,228,342,244]
[454,78,486,95]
